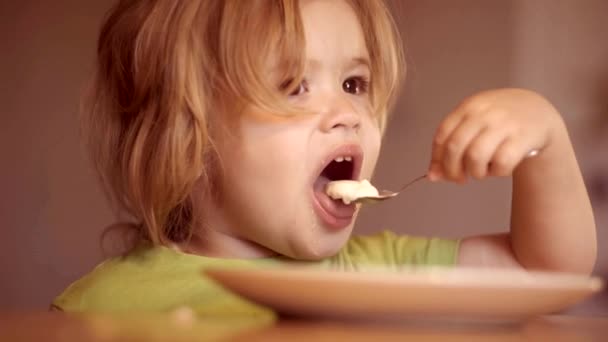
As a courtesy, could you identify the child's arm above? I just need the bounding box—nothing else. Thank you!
[428,89,597,274]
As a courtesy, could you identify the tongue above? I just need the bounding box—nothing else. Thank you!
[314,175,356,218]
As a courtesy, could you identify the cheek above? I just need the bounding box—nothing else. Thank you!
[362,119,382,176]
[233,124,309,196]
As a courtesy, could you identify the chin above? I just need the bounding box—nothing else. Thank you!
[288,226,354,261]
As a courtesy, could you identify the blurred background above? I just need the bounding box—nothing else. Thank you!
[1,0,606,313]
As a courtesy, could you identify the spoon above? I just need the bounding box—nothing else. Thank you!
[351,149,540,205]
[351,175,426,205]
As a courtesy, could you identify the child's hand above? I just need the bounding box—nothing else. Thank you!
[428,88,564,182]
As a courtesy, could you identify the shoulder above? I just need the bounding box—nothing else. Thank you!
[52,244,279,315]
[52,244,202,312]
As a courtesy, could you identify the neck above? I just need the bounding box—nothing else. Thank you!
[181,229,278,259]
[180,195,278,259]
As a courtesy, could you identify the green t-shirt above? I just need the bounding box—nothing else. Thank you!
[53,231,459,314]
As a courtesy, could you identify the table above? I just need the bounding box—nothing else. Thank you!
[1,312,607,341]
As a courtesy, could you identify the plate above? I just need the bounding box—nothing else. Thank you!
[205,266,604,320]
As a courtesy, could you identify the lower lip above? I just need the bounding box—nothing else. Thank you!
[311,188,356,230]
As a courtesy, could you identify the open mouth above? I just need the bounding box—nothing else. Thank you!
[319,156,356,184]
[314,150,361,195]
[312,145,363,230]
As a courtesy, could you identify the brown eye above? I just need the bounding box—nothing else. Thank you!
[342,76,369,95]
[280,79,309,96]
[289,82,308,96]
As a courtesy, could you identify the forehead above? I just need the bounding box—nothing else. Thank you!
[300,0,369,67]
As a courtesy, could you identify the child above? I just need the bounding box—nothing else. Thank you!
[53,0,596,314]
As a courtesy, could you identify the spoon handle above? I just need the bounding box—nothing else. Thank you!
[419,148,539,185]
[400,149,539,191]
[397,174,427,193]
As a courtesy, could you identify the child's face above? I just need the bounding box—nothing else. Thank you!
[208,0,381,259]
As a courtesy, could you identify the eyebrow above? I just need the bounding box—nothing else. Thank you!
[269,56,371,78]
[346,57,370,70]
[306,57,371,70]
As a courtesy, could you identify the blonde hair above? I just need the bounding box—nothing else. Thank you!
[86,0,405,248]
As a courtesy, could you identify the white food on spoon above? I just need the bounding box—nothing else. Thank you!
[325,179,379,205]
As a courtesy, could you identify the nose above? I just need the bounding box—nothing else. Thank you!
[318,94,361,133]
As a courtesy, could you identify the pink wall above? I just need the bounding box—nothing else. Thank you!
[0,0,114,309]
[511,0,608,312]
[1,0,606,311]
[358,0,516,239]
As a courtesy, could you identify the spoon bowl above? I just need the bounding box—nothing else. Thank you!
[351,175,426,205]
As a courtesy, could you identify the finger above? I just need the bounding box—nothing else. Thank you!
[464,127,508,179]
[427,161,444,182]
[429,109,468,180]
[489,137,528,177]
[441,117,485,182]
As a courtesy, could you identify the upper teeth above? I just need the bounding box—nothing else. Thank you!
[334,156,352,162]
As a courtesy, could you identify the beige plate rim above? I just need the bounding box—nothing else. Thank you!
[205,266,604,292]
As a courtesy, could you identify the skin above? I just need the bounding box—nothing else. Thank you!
[188,0,597,275]
[188,0,381,260]
[430,89,597,274]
